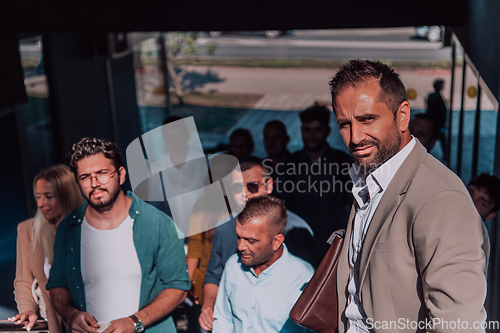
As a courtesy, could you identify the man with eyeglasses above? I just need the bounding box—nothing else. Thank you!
[47,137,191,333]
[198,156,317,332]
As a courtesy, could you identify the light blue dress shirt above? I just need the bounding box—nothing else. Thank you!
[213,244,314,333]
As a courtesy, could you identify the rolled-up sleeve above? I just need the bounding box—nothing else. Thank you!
[156,216,191,291]
[203,227,224,286]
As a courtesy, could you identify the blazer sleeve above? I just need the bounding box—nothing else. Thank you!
[14,220,38,314]
[412,190,488,332]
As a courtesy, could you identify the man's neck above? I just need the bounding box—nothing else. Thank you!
[253,246,284,277]
[305,145,328,164]
[85,192,132,230]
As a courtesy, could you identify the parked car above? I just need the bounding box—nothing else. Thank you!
[414,26,443,43]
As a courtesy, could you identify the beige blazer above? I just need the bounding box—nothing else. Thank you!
[336,141,489,333]
[14,219,65,333]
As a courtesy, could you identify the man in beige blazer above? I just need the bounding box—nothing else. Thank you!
[329,60,489,333]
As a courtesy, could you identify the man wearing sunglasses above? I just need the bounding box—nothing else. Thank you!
[47,137,191,333]
[199,156,317,331]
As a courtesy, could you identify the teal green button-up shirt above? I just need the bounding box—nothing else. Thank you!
[47,191,191,333]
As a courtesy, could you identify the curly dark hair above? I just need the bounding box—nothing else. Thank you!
[329,59,407,116]
[66,137,124,175]
[237,195,287,236]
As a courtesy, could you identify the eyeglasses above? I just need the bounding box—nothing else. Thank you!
[78,169,118,188]
[231,181,264,194]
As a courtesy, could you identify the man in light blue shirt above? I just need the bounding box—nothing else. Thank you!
[213,196,314,333]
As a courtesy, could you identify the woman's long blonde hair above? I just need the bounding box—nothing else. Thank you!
[32,164,84,263]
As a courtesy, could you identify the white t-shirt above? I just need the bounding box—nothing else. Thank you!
[81,216,142,322]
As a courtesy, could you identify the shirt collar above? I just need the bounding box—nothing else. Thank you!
[349,137,416,207]
[69,190,141,226]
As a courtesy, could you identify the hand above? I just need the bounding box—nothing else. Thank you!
[68,311,99,333]
[8,311,38,331]
[198,306,214,331]
[187,286,199,305]
[102,317,135,333]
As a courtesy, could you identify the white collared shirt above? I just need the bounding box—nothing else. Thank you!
[345,138,416,333]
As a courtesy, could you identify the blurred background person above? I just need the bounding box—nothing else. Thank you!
[467,173,500,221]
[228,128,254,160]
[426,79,448,159]
[10,165,84,332]
[276,104,353,259]
[263,120,291,179]
[409,113,440,152]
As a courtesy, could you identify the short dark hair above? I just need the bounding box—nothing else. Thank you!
[329,59,407,116]
[264,120,288,135]
[468,173,500,212]
[237,196,287,236]
[412,113,440,140]
[299,104,330,124]
[229,128,254,149]
[239,156,272,176]
[66,137,124,176]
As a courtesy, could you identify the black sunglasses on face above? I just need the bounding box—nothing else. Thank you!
[231,181,262,194]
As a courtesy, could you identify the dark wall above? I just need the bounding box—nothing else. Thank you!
[0,33,27,107]
[454,0,500,102]
[0,106,31,310]
[43,33,141,164]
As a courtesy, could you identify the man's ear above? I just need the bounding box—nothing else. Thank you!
[398,101,411,133]
[118,166,127,186]
[272,233,285,251]
[265,177,274,194]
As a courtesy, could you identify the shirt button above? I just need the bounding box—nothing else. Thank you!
[73,267,76,270]
[136,211,139,214]
[77,219,81,222]
[70,248,74,251]
[73,216,76,218]
[76,286,79,289]
[356,243,360,248]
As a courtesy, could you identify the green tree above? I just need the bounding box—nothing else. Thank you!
[163,32,218,105]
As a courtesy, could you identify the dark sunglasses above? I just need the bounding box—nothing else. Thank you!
[231,181,263,194]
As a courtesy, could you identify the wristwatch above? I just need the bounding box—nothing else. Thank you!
[129,314,145,333]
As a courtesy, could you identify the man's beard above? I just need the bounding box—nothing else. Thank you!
[86,184,121,210]
[349,130,401,172]
[238,245,274,268]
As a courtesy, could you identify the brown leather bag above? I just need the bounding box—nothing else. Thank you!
[289,229,345,333]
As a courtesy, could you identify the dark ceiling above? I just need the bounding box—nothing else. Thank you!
[2,0,466,33]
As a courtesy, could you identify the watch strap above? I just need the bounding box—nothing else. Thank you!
[130,314,140,324]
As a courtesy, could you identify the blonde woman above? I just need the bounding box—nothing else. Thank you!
[9,165,84,332]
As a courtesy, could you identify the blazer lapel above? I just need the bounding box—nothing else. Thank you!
[357,141,428,297]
